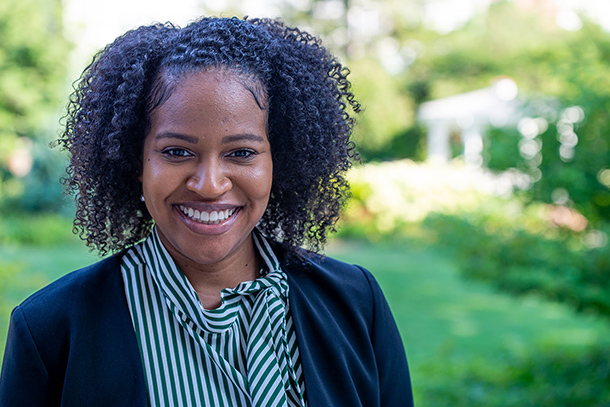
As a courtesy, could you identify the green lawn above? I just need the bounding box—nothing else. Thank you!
[327,240,610,360]
[1,239,609,405]
[0,242,99,305]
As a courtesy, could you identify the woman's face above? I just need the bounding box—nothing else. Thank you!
[140,69,272,272]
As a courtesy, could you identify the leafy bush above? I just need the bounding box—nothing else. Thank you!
[1,143,70,214]
[422,212,610,319]
[339,160,610,318]
[339,159,520,239]
[418,345,610,407]
[0,0,70,210]
[358,125,427,162]
[0,213,75,246]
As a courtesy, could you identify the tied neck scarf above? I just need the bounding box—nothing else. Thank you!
[242,270,300,406]
[136,228,305,407]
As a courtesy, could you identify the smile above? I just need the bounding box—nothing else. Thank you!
[178,205,238,224]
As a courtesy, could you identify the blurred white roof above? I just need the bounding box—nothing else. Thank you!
[418,78,519,126]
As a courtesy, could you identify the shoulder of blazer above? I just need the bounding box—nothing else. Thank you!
[6,252,148,407]
[276,244,380,338]
[14,252,128,369]
[18,252,125,319]
[273,245,408,407]
[278,245,378,307]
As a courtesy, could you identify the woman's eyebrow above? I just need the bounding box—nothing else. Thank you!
[221,134,265,144]
[154,132,199,144]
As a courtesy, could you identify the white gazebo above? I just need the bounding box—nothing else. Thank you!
[417,77,519,166]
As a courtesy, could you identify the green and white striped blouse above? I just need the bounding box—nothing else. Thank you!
[120,228,307,407]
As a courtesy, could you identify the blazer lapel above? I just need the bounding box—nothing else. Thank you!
[284,257,368,407]
[285,267,330,407]
[91,254,149,407]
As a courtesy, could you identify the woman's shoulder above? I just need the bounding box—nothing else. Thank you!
[15,253,124,318]
[305,251,372,280]
[284,243,373,276]
[278,246,382,308]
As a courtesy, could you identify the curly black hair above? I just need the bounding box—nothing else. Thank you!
[58,16,360,256]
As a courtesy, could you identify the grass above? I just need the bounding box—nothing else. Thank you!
[1,238,609,406]
[0,242,99,305]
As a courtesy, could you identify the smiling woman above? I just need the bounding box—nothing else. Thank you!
[141,69,273,308]
[0,17,413,407]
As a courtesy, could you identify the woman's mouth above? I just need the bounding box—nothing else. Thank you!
[178,205,238,224]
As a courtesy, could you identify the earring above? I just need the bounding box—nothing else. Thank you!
[140,195,145,202]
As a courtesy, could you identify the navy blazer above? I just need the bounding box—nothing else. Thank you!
[0,249,413,407]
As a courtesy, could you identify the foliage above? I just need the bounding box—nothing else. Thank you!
[401,1,610,225]
[418,345,610,407]
[408,1,584,99]
[483,126,522,171]
[0,0,69,209]
[513,57,610,226]
[479,43,610,226]
[348,58,415,158]
[277,0,610,172]
[1,142,71,214]
[422,212,610,320]
[339,159,522,239]
[0,213,76,246]
[339,160,610,320]
[357,123,426,162]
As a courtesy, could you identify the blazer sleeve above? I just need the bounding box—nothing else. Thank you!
[0,306,56,407]
[360,266,414,407]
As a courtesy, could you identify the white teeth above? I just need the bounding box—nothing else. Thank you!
[179,205,237,224]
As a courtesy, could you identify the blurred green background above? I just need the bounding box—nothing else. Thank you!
[2,0,610,405]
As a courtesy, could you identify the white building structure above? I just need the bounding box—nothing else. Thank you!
[417,77,519,167]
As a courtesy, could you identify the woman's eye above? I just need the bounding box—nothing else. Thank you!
[162,148,192,158]
[229,149,256,159]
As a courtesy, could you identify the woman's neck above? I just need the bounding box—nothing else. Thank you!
[175,240,261,309]
[188,260,260,309]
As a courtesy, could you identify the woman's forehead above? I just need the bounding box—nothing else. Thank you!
[150,66,269,115]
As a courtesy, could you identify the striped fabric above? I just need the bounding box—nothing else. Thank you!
[120,228,307,407]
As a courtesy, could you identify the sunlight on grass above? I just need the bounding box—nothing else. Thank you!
[325,239,610,368]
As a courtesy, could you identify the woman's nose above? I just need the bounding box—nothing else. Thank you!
[186,161,232,198]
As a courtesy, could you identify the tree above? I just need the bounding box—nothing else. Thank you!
[397,1,610,225]
[277,0,423,160]
[407,1,610,323]
[0,0,70,211]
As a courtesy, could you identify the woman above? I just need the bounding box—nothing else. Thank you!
[0,17,413,407]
